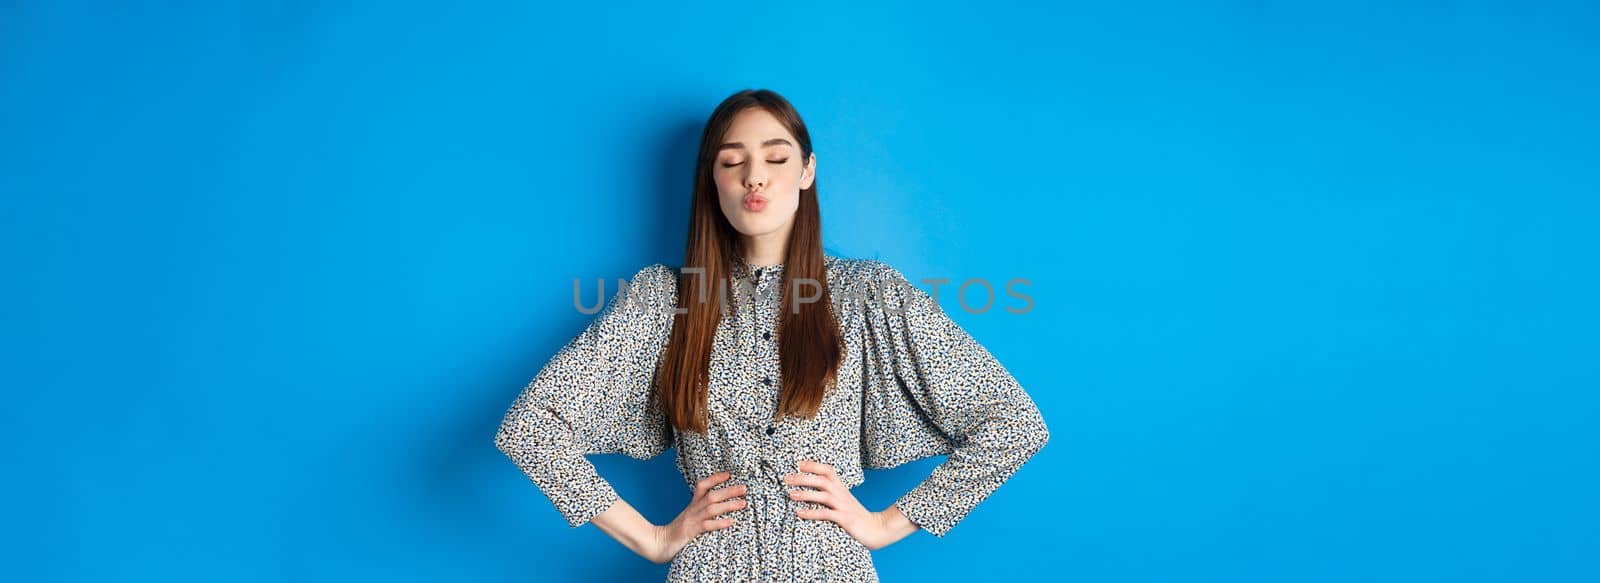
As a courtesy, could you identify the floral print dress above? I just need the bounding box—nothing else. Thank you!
[495,254,1050,581]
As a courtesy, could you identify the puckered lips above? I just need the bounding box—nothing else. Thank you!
[742,191,768,212]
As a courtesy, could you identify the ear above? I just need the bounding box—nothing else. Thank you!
[800,152,817,190]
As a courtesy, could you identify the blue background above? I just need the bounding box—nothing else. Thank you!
[3,1,1597,581]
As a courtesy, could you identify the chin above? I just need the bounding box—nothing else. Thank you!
[732,220,778,236]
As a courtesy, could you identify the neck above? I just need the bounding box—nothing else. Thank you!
[741,222,792,268]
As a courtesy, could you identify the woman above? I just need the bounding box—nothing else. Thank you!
[495,89,1050,581]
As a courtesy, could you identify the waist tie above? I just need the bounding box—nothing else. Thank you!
[727,456,798,581]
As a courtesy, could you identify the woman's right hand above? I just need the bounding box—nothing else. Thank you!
[645,471,747,564]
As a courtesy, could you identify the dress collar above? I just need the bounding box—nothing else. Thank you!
[729,253,837,282]
[736,258,783,282]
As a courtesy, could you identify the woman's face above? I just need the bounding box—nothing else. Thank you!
[713,107,816,240]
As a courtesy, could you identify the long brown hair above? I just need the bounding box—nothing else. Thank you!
[657,89,843,434]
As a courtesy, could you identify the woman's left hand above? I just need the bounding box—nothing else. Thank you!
[785,460,918,550]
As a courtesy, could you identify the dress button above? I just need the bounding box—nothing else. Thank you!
[766,425,776,436]
[763,331,772,340]
[762,376,772,386]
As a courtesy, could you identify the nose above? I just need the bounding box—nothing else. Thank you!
[744,167,767,191]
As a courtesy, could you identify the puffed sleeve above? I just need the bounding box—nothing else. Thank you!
[494,263,677,528]
[859,260,1050,537]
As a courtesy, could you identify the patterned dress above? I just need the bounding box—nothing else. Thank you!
[494,254,1050,581]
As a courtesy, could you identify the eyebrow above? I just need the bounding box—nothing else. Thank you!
[717,138,795,152]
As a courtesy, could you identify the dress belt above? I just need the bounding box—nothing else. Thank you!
[727,459,796,581]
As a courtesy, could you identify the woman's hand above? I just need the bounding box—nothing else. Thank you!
[645,471,748,564]
[785,460,918,550]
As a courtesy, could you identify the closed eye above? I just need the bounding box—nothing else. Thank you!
[721,159,789,168]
